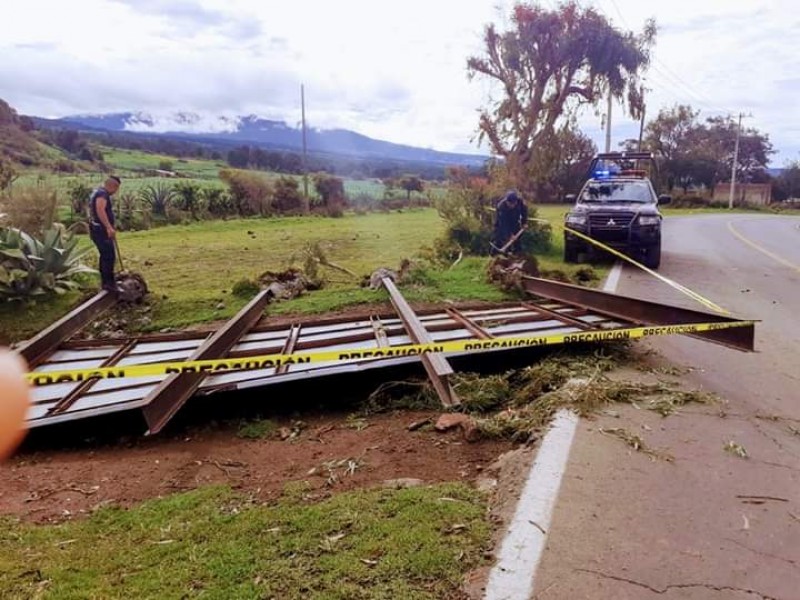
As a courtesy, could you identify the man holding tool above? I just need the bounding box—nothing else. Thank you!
[89,176,122,293]
[492,189,528,255]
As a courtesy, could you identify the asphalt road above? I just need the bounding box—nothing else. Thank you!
[534,214,800,599]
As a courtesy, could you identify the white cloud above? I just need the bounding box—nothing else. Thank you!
[0,0,797,162]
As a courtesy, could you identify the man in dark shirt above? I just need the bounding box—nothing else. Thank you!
[492,190,528,254]
[89,176,121,293]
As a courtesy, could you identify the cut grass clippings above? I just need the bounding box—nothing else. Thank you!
[369,345,718,454]
[0,484,490,600]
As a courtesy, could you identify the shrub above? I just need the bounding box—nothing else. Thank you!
[0,227,95,301]
[0,184,59,236]
[273,176,304,214]
[202,187,235,217]
[434,168,551,257]
[313,172,346,208]
[117,192,150,231]
[219,169,273,216]
[139,182,177,217]
[174,181,203,218]
[66,180,92,218]
[158,159,174,172]
[0,159,17,191]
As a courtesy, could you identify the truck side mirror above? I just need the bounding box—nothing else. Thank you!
[658,194,672,205]
[565,194,576,203]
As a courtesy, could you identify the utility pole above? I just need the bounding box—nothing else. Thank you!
[301,83,309,212]
[605,90,612,152]
[728,112,743,209]
[637,87,646,152]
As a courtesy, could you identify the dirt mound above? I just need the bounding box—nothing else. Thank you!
[115,272,148,304]
[487,255,539,292]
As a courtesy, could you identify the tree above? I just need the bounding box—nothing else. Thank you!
[227,146,251,169]
[702,116,774,183]
[468,2,655,189]
[773,161,800,201]
[644,104,700,162]
[548,125,597,199]
[54,129,83,154]
[398,175,424,200]
[219,169,273,216]
[313,173,345,207]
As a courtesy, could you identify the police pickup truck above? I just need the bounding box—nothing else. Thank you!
[563,152,671,269]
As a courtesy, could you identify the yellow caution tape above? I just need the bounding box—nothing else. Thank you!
[27,320,755,386]
[510,215,732,316]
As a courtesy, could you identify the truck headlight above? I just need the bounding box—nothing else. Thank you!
[638,215,660,226]
[566,214,587,226]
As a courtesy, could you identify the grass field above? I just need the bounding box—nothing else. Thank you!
[0,206,595,343]
[12,200,780,343]
[0,483,490,599]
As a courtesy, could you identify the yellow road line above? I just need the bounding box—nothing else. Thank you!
[727,221,800,274]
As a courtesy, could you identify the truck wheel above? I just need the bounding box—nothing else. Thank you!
[642,239,661,269]
[564,241,580,263]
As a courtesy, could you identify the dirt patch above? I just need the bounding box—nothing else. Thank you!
[0,410,512,524]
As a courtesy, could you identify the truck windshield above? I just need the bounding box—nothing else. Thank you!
[581,181,653,203]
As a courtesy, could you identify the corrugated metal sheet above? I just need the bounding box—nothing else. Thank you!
[25,301,628,429]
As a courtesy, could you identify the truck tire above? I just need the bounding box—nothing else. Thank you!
[642,239,661,269]
[564,241,580,263]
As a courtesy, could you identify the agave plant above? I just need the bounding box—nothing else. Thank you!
[0,226,96,301]
[138,183,177,217]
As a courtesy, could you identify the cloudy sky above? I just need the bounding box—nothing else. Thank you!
[1,0,798,163]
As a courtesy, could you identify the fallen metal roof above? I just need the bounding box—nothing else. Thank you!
[22,276,756,432]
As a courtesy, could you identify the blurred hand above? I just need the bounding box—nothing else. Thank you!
[0,350,30,459]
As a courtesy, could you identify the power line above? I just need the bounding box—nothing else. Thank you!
[593,0,734,116]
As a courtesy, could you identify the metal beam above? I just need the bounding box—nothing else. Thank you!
[141,290,271,434]
[276,325,301,375]
[520,302,593,330]
[16,291,116,367]
[382,277,459,407]
[446,308,493,339]
[371,316,391,347]
[48,339,138,415]
[522,276,755,352]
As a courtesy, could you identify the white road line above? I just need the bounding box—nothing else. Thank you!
[484,410,580,600]
[603,260,623,293]
[483,264,621,600]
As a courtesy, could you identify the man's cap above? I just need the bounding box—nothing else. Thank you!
[109,175,121,184]
[505,190,520,202]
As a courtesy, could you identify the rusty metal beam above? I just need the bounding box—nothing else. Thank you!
[276,325,301,375]
[16,291,116,367]
[371,316,391,348]
[48,339,138,415]
[522,276,755,352]
[520,302,594,330]
[141,290,271,434]
[382,277,459,407]
[446,308,493,339]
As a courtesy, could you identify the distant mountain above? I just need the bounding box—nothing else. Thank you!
[32,112,488,167]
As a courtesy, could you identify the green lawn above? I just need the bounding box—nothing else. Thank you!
[1,206,600,342]
[0,483,490,600]
[116,209,504,330]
